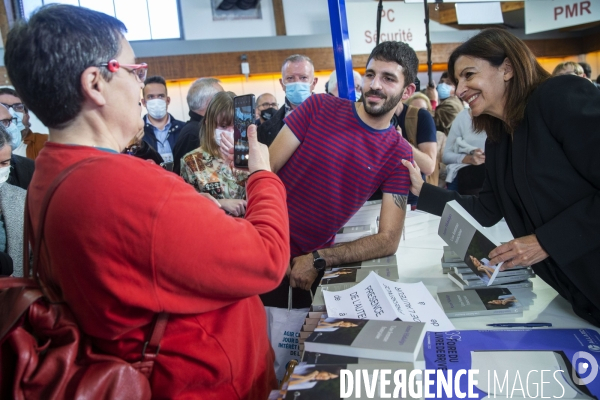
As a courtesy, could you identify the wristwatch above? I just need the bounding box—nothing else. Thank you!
[312,250,327,272]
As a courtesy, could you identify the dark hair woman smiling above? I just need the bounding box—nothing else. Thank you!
[402,28,600,327]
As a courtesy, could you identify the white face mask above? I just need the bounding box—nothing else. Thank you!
[8,108,26,132]
[5,122,21,150]
[0,165,10,187]
[145,99,167,120]
[215,128,233,145]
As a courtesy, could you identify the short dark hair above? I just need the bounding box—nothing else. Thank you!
[0,87,27,112]
[366,41,419,88]
[578,62,592,78]
[4,4,126,129]
[143,75,167,96]
[448,28,549,141]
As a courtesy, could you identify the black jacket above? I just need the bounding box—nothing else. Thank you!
[142,113,185,158]
[257,105,286,147]
[417,76,600,326]
[172,111,203,175]
[8,154,34,190]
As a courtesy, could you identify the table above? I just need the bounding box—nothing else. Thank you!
[395,216,598,331]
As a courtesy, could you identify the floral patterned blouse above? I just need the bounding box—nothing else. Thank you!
[181,148,249,199]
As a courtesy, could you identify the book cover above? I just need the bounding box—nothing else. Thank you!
[423,329,600,399]
[448,272,533,290]
[443,246,463,263]
[281,361,417,399]
[305,318,426,363]
[301,348,425,370]
[439,201,503,285]
[437,288,524,318]
[311,284,356,312]
[319,266,399,286]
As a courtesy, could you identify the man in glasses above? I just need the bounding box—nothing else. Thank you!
[4,4,288,399]
[0,88,48,160]
[0,103,34,190]
[255,93,278,126]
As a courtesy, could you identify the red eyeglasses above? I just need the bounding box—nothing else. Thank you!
[100,59,148,82]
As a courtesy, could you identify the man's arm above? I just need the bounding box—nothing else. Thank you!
[410,142,437,176]
[289,192,406,290]
[269,124,301,173]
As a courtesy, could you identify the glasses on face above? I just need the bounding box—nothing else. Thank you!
[0,103,25,113]
[0,118,15,128]
[258,102,278,109]
[99,59,148,82]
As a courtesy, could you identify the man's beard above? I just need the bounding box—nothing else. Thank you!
[361,89,403,117]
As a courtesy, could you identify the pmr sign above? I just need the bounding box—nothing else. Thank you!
[525,0,599,34]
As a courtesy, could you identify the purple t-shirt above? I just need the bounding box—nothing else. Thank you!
[279,94,413,257]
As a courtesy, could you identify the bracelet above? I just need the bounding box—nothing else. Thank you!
[248,169,267,178]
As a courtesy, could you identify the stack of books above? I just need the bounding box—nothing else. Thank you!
[439,201,535,290]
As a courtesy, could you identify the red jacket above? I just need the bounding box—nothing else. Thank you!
[28,142,290,399]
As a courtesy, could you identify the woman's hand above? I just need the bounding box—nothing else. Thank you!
[488,234,549,269]
[217,198,247,217]
[400,159,424,196]
[219,130,234,164]
[462,149,485,165]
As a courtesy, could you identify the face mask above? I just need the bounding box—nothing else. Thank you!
[260,108,277,121]
[285,82,312,105]
[215,128,232,144]
[0,166,10,187]
[5,122,21,150]
[145,99,167,120]
[437,82,453,100]
[8,108,26,132]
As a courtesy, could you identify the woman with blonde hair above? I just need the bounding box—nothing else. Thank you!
[405,92,433,114]
[181,91,249,216]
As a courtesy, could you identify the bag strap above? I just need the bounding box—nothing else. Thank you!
[22,156,169,363]
[404,105,419,147]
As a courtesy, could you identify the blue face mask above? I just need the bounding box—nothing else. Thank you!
[8,108,26,132]
[437,82,453,100]
[285,82,312,105]
[5,122,21,150]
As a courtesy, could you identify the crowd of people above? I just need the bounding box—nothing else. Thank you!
[0,3,599,399]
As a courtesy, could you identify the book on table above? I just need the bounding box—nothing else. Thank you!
[439,201,532,286]
[304,318,426,363]
[447,271,533,290]
[423,328,600,399]
[301,347,425,369]
[319,265,399,286]
[331,255,397,269]
[437,287,524,318]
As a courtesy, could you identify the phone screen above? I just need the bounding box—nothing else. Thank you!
[233,94,255,169]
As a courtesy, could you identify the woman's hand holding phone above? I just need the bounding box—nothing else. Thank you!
[246,124,271,173]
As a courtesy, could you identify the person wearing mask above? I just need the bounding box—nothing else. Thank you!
[0,88,48,160]
[255,93,278,126]
[434,71,465,135]
[5,4,289,398]
[0,103,34,190]
[257,54,317,146]
[141,75,184,167]
[0,122,25,277]
[181,92,249,217]
[326,70,363,100]
[172,77,223,175]
[402,28,600,327]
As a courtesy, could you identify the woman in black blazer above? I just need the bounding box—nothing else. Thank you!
[402,28,600,327]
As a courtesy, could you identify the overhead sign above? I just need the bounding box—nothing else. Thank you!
[525,0,599,34]
[346,2,427,55]
[456,2,504,24]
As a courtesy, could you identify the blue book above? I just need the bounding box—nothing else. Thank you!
[423,329,600,399]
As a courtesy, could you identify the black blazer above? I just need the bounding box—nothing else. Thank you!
[257,105,286,147]
[418,75,600,326]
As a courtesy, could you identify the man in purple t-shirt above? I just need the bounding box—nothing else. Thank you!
[261,41,419,309]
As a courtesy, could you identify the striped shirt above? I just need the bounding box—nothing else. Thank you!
[279,94,413,257]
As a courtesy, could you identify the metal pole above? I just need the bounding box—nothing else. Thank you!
[327,0,355,101]
[376,0,383,46]
[424,0,433,87]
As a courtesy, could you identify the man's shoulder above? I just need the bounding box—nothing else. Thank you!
[169,114,185,133]
[257,105,286,134]
[11,154,34,168]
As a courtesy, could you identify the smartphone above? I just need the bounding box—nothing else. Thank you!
[233,94,255,169]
